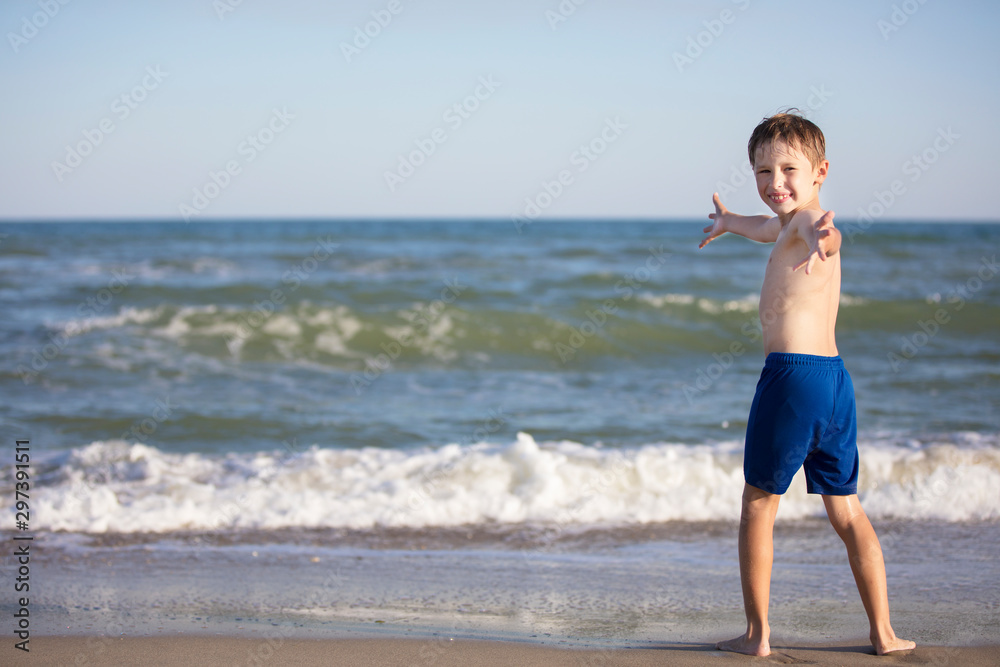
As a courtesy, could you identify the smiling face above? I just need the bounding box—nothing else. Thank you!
[753,139,829,221]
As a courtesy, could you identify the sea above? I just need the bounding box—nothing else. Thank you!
[1,219,998,645]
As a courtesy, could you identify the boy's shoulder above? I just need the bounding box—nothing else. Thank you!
[783,208,829,239]
[790,208,827,226]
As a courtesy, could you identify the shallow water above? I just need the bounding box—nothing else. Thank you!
[18,520,1000,647]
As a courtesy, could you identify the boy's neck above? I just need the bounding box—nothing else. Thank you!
[777,199,823,227]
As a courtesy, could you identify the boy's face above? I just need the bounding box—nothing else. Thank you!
[753,139,828,218]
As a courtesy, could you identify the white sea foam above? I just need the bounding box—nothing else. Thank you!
[22,432,1000,533]
[638,293,696,307]
[639,293,868,314]
[72,257,237,280]
[58,305,166,336]
[638,292,759,314]
[52,303,367,356]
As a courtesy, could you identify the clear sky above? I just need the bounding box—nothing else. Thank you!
[2,0,998,221]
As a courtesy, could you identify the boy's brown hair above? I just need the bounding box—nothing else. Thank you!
[748,109,826,169]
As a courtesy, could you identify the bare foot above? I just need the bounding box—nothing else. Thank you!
[873,633,916,655]
[716,633,770,657]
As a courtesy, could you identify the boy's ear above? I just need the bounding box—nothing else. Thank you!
[814,160,830,185]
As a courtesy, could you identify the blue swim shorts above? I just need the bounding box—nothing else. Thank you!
[743,353,859,496]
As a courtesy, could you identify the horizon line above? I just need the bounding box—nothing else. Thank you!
[2,216,999,224]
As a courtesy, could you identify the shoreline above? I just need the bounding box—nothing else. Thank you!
[13,520,1000,651]
[7,636,999,667]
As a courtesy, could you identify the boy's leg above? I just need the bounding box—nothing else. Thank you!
[822,494,915,655]
[717,483,781,657]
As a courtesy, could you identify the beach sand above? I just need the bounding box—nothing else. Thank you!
[7,636,999,666]
[11,522,998,665]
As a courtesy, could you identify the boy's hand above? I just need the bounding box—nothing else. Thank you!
[793,210,838,275]
[699,193,730,249]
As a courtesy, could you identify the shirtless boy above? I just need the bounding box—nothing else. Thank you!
[699,112,915,656]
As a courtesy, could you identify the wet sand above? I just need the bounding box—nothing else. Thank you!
[9,522,999,665]
[6,636,998,667]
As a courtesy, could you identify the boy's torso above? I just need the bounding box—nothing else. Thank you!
[759,215,841,357]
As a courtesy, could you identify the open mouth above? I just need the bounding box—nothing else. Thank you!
[769,193,791,204]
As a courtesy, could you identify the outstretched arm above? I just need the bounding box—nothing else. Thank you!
[793,209,840,275]
[699,193,779,248]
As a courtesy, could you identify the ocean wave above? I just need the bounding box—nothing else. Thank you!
[43,302,684,367]
[37,290,998,372]
[638,292,869,314]
[70,257,240,281]
[18,432,1000,533]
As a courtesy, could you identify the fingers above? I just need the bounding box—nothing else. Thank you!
[793,248,826,273]
[712,192,726,214]
[814,233,829,256]
[793,251,813,273]
[702,194,727,249]
[803,252,818,275]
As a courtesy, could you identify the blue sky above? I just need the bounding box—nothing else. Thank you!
[2,0,998,221]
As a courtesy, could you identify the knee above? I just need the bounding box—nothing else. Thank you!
[743,484,778,504]
[741,484,780,522]
[826,511,851,537]
[826,501,867,536]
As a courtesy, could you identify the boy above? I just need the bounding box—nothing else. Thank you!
[699,112,915,657]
